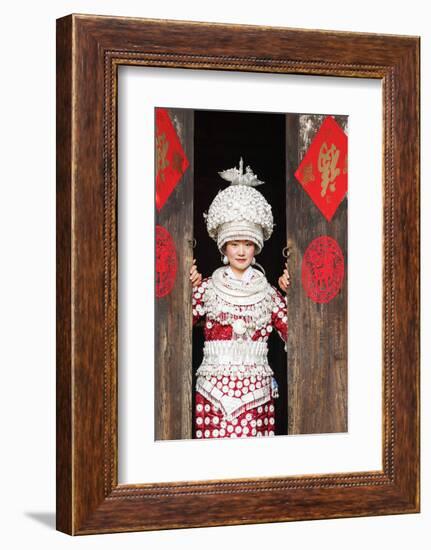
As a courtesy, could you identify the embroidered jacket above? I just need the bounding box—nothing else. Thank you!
[192,267,288,421]
[192,271,288,346]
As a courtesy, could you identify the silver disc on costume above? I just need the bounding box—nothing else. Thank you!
[233,319,247,335]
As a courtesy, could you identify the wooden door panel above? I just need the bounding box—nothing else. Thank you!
[154,108,194,440]
[286,114,348,434]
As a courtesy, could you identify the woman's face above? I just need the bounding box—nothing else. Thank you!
[224,240,256,272]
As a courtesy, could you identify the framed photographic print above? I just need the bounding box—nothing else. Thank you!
[56,14,420,534]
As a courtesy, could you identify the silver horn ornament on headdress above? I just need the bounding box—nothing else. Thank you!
[218,157,265,187]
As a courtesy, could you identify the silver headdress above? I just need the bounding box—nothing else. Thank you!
[204,158,274,255]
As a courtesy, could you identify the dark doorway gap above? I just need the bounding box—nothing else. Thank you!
[192,109,288,436]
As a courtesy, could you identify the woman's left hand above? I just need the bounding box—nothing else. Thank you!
[278,260,290,293]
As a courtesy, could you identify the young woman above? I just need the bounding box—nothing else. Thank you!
[189,159,290,439]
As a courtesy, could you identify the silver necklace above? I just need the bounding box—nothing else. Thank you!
[211,267,269,306]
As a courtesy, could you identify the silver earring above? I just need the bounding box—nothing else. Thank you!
[222,255,229,265]
[251,257,256,265]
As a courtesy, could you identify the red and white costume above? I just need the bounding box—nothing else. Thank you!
[193,265,288,439]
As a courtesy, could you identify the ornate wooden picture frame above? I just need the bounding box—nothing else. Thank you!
[56,14,420,535]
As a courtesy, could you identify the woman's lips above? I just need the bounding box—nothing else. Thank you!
[236,258,246,262]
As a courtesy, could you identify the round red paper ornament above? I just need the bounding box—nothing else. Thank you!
[301,235,344,304]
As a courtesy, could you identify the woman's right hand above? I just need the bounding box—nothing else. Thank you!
[278,260,291,293]
[189,259,202,287]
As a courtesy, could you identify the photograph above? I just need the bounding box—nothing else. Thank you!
[154,107,348,440]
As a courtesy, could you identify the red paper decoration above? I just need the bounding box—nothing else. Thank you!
[155,108,190,211]
[301,236,345,304]
[295,116,348,221]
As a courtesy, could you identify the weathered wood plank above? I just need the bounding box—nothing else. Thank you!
[155,108,194,440]
[286,113,348,434]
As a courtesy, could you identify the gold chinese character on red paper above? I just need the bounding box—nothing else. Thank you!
[318,142,340,197]
[156,132,170,181]
[295,116,348,221]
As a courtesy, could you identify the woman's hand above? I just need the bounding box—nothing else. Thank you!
[278,260,290,293]
[190,259,202,288]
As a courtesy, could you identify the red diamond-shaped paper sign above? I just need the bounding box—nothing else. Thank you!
[294,116,348,221]
[155,108,190,211]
